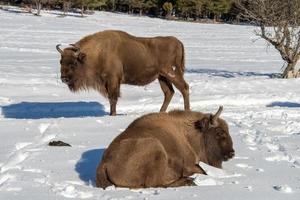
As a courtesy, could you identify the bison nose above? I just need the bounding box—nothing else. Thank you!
[61,76,69,84]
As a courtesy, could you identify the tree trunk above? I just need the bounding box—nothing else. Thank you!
[166,11,171,19]
[282,62,297,78]
[81,4,84,17]
[112,0,115,11]
[35,1,41,16]
[213,14,217,23]
[63,2,68,16]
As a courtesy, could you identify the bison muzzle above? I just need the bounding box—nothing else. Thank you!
[56,30,190,115]
[96,106,235,188]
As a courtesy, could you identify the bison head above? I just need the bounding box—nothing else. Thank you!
[195,106,235,162]
[56,44,86,91]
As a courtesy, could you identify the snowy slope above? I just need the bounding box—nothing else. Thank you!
[0,7,300,200]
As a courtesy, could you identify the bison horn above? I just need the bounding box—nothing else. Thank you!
[211,106,223,125]
[56,44,63,54]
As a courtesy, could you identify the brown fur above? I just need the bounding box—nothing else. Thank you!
[57,30,190,115]
[96,107,235,188]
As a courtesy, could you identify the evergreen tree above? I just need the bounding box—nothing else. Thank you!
[143,0,158,15]
[74,0,106,16]
[162,1,172,18]
[177,0,205,20]
[177,0,193,19]
[106,0,116,11]
[87,0,106,10]
[192,0,205,19]
[207,0,232,22]
[130,0,144,15]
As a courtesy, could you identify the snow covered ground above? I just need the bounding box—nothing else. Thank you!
[0,7,300,200]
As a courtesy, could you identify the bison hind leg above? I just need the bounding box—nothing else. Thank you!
[158,75,174,112]
[161,66,190,111]
[96,164,113,189]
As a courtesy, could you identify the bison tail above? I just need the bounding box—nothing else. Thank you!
[178,41,185,74]
[96,164,113,189]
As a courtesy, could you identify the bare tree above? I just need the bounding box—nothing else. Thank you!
[26,0,44,15]
[35,0,42,15]
[62,0,71,16]
[236,0,300,78]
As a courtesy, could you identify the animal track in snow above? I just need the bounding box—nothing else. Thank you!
[242,134,257,146]
[248,147,258,151]
[15,142,32,150]
[96,119,104,124]
[0,122,56,189]
[5,187,22,191]
[235,163,253,169]
[138,98,151,103]
[265,143,286,152]
[0,151,29,173]
[273,185,293,193]
[255,168,264,172]
[234,156,249,160]
[0,174,15,187]
[265,154,291,162]
[293,160,300,167]
[244,186,253,191]
[52,183,93,199]
[38,123,51,134]
[23,168,42,173]
[240,129,269,146]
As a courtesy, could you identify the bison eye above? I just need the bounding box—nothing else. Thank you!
[215,128,226,140]
[69,64,76,69]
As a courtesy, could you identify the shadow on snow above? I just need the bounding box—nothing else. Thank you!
[186,68,281,78]
[267,101,300,108]
[75,148,106,186]
[1,101,108,119]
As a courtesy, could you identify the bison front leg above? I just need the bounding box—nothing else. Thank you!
[167,177,196,187]
[106,78,120,116]
[109,99,117,116]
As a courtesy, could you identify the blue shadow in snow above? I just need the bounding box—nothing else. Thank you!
[75,148,106,186]
[267,102,300,108]
[186,68,281,78]
[1,101,108,119]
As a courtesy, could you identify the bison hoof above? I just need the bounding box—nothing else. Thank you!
[110,112,116,116]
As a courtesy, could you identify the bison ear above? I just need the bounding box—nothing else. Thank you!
[195,117,211,132]
[77,52,86,63]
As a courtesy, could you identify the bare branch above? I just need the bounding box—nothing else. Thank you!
[235,0,300,78]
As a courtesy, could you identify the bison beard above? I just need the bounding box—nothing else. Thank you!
[96,106,235,188]
[56,30,190,116]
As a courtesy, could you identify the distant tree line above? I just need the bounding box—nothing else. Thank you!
[0,0,239,22]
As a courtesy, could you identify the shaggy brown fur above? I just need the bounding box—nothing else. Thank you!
[96,106,235,188]
[56,30,190,115]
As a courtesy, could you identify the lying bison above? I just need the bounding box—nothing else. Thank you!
[96,106,235,188]
[56,30,189,116]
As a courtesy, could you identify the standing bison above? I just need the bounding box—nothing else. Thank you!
[56,30,190,115]
[96,106,235,188]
